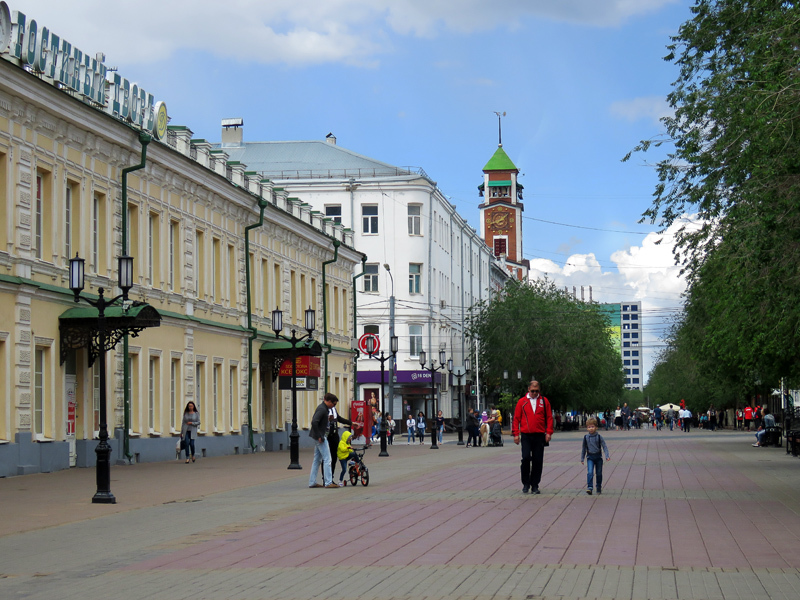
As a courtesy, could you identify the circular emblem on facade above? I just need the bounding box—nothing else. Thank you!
[153,101,168,140]
[487,210,510,231]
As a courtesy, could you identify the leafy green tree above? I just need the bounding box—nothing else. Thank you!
[468,279,624,414]
[627,1,800,387]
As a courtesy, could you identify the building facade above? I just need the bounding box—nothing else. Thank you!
[599,302,644,391]
[219,129,509,421]
[0,7,360,476]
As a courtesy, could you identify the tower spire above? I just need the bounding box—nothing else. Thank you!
[493,111,506,146]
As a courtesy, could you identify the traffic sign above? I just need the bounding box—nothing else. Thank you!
[358,333,380,355]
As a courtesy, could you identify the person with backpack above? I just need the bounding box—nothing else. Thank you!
[581,418,610,495]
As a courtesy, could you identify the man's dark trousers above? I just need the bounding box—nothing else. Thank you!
[520,432,546,489]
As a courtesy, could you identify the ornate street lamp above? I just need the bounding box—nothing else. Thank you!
[364,334,398,456]
[448,357,471,445]
[419,348,447,449]
[272,305,316,470]
[69,253,135,504]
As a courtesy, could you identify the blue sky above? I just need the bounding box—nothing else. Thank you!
[14,0,698,383]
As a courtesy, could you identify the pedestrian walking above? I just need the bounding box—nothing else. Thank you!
[416,411,426,444]
[436,410,445,444]
[682,407,692,432]
[180,401,201,463]
[309,393,340,489]
[581,417,610,495]
[386,414,395,444]
[512,380,553,494]
[465,408,478,447]
[406,414,416,443]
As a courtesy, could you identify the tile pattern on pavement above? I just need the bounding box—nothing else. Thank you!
[1,429,799,599]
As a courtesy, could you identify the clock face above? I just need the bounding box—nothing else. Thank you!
[487,210,511,231]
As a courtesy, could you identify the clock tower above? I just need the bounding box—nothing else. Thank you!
[479,144,529,281]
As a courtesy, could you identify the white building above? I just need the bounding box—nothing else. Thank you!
[218,127,510,421]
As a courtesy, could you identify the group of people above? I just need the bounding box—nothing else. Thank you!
[464,407,502,447]
[405,410,446,444]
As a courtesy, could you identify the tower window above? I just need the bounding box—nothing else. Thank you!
[493,238,507,257]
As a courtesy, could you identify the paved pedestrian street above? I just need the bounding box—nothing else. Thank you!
[1,429,799,599]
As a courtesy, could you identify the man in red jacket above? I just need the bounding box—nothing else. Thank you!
[512,380,554,494]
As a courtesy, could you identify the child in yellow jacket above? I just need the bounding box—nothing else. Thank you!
[337,429,356,487]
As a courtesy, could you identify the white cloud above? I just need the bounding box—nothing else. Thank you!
[527,218,701,384]
[610,96,673,125]
[10,0,678,66]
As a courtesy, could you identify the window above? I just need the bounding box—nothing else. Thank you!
[493,238,507,257]
[148,212,160,286]
[64,183,72,260]
[364,324,379,336]
[408,205,421,235]
[362,205,378,234]
[213,363,220,430]
[623,333,630,339]
[34,347,45,437]
[632,378,640,384]
[325,205,342,223]
[364,264,379,292]
[633,369,639,375]
[623,351,630,357]
[170,358,180,430]
[148,356,159,432]
[623,314,629,320]
[409,325,422,358]
[630,305,638,312]
[632,350,639,357]
[34,174,43,259]
[212,237,221,301]
[195,362,205,420]
[169,220,179,291]
[409,263,421,294]
[631,324,638,330]
[195,230,205,297]
[229,365,237,430]
[632,359,639,366]
[631,314,639,320]
[632,332,639,339]
[623,341,630,348]
[623,360,630,366]
[622,305,629,311]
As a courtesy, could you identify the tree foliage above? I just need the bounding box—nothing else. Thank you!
[629,0,800,386]
[468,279,625,413]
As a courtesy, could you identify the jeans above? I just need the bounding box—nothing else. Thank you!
[338,452,355,482]
[586,453,603,490]
[407,428,415,443]
[309,439,333,487]
[438,425,444,444]
[183,433,195,459]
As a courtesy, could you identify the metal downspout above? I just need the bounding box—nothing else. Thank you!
[321,239,341,394]
[121,132,151,462]
[352,258,368,404]
[245,198,268,452]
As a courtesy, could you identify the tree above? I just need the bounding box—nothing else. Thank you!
[627,1,800,385]
[468,279,624,413]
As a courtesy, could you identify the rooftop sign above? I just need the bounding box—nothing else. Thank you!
[0,1,167,139]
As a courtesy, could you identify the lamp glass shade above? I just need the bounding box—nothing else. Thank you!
[69,253,84,293]
[365,335,375,355]
[439,349,446,366]
[118,255,134,291]
[517,370,522,380]
[447,358,453,371]
[465,358,471,373]
[390,335,399,354]
[503,370,509,379]
[271,307,283,334]
[419,349,426,367]
[305,306,315,332]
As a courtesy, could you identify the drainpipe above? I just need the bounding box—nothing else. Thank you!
[244,198,268,452]
[321,239,341,393]
[121,131,151,462]
[352,257,368,404]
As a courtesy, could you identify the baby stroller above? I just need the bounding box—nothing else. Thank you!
[489,421,504,447]
[348,446,370,487]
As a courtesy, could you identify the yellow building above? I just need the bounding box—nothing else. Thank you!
[0,7,361,476]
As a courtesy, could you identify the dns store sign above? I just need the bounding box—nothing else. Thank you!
[0,2,168,139]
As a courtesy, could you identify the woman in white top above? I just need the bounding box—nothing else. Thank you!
[406,415,416,443]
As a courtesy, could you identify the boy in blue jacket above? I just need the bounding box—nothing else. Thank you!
[580,418,610,495]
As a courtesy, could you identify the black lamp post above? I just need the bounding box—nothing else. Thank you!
[419,348,447,449]
[272,305,316,470]
[69,253,134,504]
[448,357,471,445]
[364,334,398,457]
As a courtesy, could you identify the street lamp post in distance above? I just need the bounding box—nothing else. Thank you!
[448,357,471,445]
[419,348,446,449]
[365,334,398,456]
[271,306,316,470]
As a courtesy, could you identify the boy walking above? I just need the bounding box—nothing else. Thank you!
[580,418,610,495]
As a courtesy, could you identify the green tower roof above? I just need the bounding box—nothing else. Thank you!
[483,146,518,172]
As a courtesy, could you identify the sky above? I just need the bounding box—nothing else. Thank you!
[11,0,699,385]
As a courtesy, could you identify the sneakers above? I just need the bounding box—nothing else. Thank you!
[752,443,760,447]
[532,487,541,494]
[339,481,346,487]
[522,486,530,494]
[586,488,593,495]
[325,483,340,489]
[309,483,324,488]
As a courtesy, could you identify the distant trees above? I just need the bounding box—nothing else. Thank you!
[629,1,800,397]
[468,279,624,414]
